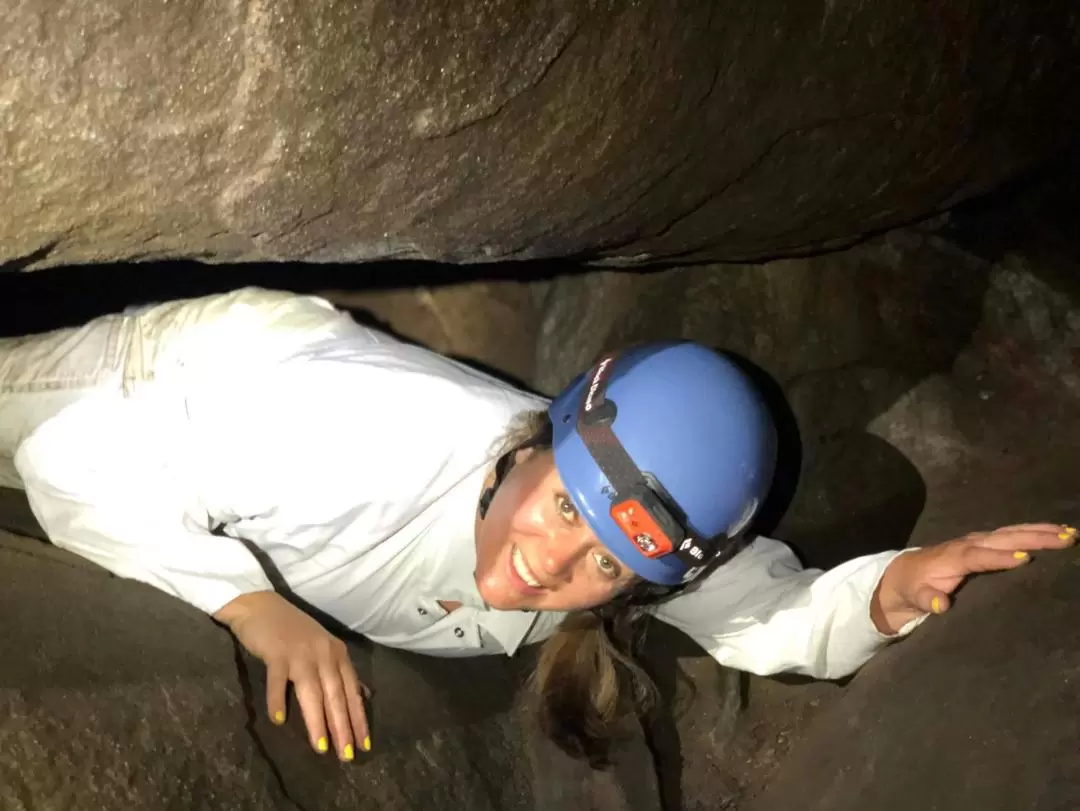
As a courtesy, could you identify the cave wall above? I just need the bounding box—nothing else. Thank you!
[2,1,1080,269]
[2,158,1078,810]
[2,2,1080,803]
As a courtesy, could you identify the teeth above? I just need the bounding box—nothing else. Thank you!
[512,547,542,588]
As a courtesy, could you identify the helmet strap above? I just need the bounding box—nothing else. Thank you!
[478,431,549,519]
[477,449,515,519]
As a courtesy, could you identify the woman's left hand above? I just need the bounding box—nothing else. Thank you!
[871,522,1077,635]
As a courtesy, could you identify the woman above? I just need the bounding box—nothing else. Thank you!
[1,286,1073,766]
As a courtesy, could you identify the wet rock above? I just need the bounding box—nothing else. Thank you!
[2,1,1079,269]
[0,530,661,811]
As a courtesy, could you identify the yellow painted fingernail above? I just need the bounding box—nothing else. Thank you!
[931,596,941,614]
[362,736,371,752]
[317,737,329,753]
[273,711,285,725]
[1059,526,1077,540]
[343,744,355,761]
[1013,550,1029,560]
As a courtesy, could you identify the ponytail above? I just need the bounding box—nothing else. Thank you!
[526,606,657,768]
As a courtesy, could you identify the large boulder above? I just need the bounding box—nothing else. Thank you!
[2,1,1079,270]
[744,543,1080,811]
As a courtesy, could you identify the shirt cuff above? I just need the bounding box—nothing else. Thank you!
[860,546,930,642]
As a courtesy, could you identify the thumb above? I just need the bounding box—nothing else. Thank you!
[914,586,950,616]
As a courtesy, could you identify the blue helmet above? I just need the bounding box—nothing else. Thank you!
[548,341,776,586]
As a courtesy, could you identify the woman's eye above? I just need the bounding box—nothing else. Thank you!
[556,494,578,523]
[594,553,618,578]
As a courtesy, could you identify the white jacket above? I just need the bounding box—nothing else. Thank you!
[7,288,925,676]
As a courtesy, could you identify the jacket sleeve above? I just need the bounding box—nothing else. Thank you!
[648,536,928,679]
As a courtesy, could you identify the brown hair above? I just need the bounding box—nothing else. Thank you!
[494,410,663,768]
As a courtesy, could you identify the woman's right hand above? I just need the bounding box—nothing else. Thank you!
[214,590,370,761]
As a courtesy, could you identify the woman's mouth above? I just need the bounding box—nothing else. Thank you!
[508,545,545,594]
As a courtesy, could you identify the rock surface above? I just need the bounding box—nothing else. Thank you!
[0,530,662,811]
[744,544,1080,811]
[2,1,1080,269]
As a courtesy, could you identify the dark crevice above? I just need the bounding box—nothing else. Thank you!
[1,241,59,273]
[268,205,336,245]
[638,698,683,811]
[0,256,584,340]
[229,636,314,811]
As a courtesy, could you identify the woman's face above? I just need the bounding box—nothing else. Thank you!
[474,447,638,612]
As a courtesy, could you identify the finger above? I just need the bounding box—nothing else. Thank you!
[340,661,371,754]
[266,658,289,726]
[991,522,1073,536]
[914,585,950,615]
[319,655,356,761]
[960,544,1033,575]
[976,524,1076,552]
[960,523,1066,547]
[292,662,330,754]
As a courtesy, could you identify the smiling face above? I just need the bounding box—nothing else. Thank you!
[473,447,638,612]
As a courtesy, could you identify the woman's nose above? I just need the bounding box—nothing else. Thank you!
[538,526,592,579]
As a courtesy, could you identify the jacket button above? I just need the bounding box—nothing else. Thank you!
[417,607,427,616]
[454,627,464,638]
